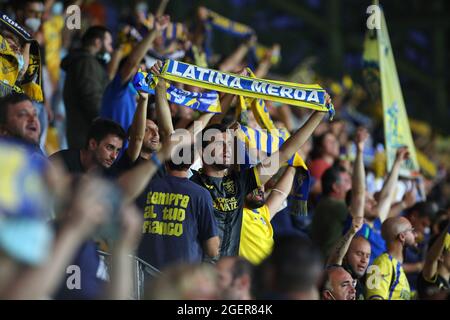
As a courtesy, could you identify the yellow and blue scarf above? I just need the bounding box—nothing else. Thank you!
[133,70,221,113]
[158,59,329,111]
[0,12,43,102]
[204,8,254,38]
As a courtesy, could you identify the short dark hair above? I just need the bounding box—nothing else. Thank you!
[85,118,126,148]
[166,143,196,171]
[231,257,253,281]
[322,165,346,196]
[405,201,438,220]
[200,123,229,150]
[0,93,32,125]
[253,236,322,297]
[81,26,110,48]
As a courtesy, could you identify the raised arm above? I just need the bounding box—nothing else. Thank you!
[4,177,110,299]
[209,93,236,125]
[327,216,363,266]
[350,127,368,220]
[266,166,296,219]
[151,61,174,141]
[106,205,142,300]
[219,35,256,72]
[422,220,450,281]
[155,0,170,17]
[256,96,329,186]
[388,185,417,218]
[254,44,280,78]
[119,15,170,85]
[126,92,148,162]
[373,147,409,222]
[117,139,173,203]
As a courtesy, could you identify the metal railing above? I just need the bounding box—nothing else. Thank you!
[97,250,161,300]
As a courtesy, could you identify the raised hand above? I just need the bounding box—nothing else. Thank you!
[117,204,143,250]
[155,15,170,32]
[351,216,364,234]
[402,183,417,209]
[395,146,410,163]
[355,127,369,152]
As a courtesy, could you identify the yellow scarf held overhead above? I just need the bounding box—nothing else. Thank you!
[158,59,329,112]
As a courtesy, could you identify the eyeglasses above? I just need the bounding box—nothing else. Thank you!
[341,279,358,289]
[403,227,415,234]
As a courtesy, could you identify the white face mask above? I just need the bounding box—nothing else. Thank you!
[25,17,41,33]
[52,2,64,16]
[97,52,111,64]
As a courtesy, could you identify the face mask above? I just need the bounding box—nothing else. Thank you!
[52,2,64,16]
[97,52,111,65]
[25,17,41,33]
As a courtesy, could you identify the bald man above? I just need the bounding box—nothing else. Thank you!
[322,266,357,300]
[327,219,371,299]
[365,217,417,300]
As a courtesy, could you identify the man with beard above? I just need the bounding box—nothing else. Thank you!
[191,93,331,257]
[0,93,41,149]
[49,118,126,174]
[239,166,296,265]
[62,26,113,149]
[365,216,417,300]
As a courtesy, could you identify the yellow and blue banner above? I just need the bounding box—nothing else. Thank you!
[363,5,419,177]
[205,8,254,38]
[159,59,329,111]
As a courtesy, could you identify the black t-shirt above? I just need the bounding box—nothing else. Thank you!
[49,149,85,174]
[49,148,166,178]
[113,149,166,179]
[190,166,259,256]
[417,271,449,299]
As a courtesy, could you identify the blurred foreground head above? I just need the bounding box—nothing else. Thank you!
[253,236,323,300]
[145,263,219,300]
[0,140,54,295]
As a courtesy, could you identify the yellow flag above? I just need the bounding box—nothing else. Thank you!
[364,4,420,177]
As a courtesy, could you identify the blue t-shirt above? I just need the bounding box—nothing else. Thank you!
[54,240,108,299]
[100,73,137,132]
[344,215,385,265]
[137,175,218,270]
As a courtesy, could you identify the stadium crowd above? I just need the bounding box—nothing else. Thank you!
[0,0,449,300]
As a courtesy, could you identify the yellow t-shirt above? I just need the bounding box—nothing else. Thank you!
[43,15,64,85]
[365,253,411,300]
[239,204,274,265]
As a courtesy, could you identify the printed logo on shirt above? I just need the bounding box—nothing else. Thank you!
[142,191,190,237]
[213,196,238,212]
[223,179,236,195]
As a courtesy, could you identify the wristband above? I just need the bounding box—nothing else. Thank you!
[326,102,335,121]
